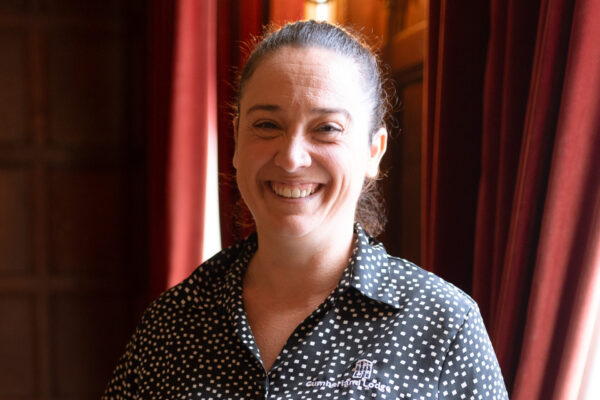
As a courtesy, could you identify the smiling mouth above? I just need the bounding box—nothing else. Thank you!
[269,182,320,199]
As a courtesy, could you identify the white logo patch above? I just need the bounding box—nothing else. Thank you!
[306,359,391,393]
[353,359,373,379]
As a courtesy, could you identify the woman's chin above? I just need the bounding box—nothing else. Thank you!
[256,216,321,240]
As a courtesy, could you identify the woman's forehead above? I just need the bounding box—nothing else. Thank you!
[240,47,368,113]
[262,46,359,77]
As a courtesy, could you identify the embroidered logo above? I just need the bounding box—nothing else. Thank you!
[352,359,373,379]
[306,359,391,394]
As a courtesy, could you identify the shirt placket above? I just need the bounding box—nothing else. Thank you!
[219,250,270,399]
[264,257,356,399]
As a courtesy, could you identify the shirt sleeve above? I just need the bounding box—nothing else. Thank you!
[438,305,509,400]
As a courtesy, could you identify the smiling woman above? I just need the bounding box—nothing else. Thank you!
[233,45,385,245]
[102,20,508,399]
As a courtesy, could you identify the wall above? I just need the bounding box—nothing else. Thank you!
[0,1,147,398]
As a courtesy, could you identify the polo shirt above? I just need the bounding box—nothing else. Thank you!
[102,225,508,399]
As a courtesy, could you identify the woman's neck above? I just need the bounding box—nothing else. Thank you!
[244,223,355,303]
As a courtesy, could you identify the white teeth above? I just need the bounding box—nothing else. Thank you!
[271,183,317,198]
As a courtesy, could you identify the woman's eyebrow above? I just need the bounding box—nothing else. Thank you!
[246,104,280,115]
[311,107,351,121]
[246,105,351,121]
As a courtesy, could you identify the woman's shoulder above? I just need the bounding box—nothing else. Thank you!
[357,226,478,318]
[142,235,257,320]
[385,253,478,315]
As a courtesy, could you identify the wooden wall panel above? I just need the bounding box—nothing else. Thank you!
[39,0,120,15]
[404,0,426,27]
[0,29,28,143]
[381,80,423,263]
[0,1,147,399]
[48,168,127,276]
[0,1,28,13]
[0,168,33,273]
[337,0,388,47]
[379,0,427,264]
[50,293,135,396]
[48,30,123,145]
[0,296,36,397]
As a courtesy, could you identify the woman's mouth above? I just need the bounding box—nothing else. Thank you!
[269,182,320,199]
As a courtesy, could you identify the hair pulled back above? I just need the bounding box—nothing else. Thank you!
[235,20,392,237]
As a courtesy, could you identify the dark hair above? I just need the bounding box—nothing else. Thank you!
[235,20,392,236]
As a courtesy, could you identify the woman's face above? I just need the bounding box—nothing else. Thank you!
[234,46,387,240]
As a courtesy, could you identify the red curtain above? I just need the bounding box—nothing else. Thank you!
[426,0,600,397]
[422,0,490,293]
[509,0,600,397]
[476,0,576,390]
[147,0,217,297]
[548,5,600,398]
[167,0,217,288]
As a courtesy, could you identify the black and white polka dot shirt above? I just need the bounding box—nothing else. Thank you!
[103,225,508,399]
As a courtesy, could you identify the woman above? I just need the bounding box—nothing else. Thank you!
[103,21,508,399]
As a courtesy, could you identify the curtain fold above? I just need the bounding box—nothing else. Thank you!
[549,6,600,398]
[510,0,600,397]
[166,0,217,288]
[147,0,217,297]
[474,0,576,388]
[426,0,600,397]
[423,0,490,293]
[472,0,542,327]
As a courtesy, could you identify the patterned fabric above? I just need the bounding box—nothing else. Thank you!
[103,226,508,399]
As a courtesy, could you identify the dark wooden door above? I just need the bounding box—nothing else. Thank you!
[0,1,147,398]
[380,0,427,265]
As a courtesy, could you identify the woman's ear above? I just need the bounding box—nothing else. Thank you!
[366,127,388,178]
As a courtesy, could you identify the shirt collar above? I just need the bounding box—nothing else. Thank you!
[217,233,256,318]
[349,224,402,309]
[217,225,401,314]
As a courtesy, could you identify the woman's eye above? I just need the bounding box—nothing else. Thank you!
[252,121,281,138]
[254,121,279,130]
[315,124,343,139]
[318,124,341,132]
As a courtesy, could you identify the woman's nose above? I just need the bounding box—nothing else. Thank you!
[274,134,311,172]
